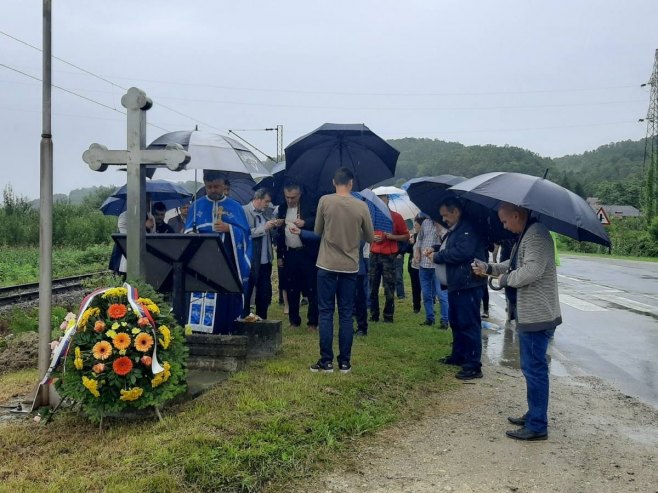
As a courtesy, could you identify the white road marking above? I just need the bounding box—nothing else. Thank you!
[559,294,608,312]
[591,293,658,315]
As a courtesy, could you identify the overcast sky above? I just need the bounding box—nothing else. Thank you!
[1,0,657,200]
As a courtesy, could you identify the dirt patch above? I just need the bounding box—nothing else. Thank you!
[291,364,658,493]
[0,332,39,374]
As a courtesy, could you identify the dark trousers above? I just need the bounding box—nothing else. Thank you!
[243,262,272,319]
[317,269,357,365]
[354,271,369,333]
[369,253,396,321]
[482,284,489,312]
[408,259,421,312]
[447,287,483,371]
[395,254,405,298]
[285,248,318,327]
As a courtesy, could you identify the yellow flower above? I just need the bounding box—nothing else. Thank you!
[184,325,193,336]
[151,361,171,388]
[74,357,83,370]
[77,307,100,330]
[102,287,127,299]
[119,349,127,356]
[106,329,117,339]
[75,347,81,359]
[131,327,141,335]
[66,318,77,329]
[111,322,120,330]
[158,325,171,349]
[119,387,143,401]
[138,298,160,315]
[82,376,100,398]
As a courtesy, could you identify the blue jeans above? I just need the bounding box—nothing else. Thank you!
[447,287,483,371]
[317,269,357,365]
[419,267,437,322]
[519,329,555,434]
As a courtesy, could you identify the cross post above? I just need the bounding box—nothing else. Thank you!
[82,87,190,280]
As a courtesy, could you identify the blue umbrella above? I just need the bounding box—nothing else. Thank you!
[100,179,192,216]
[284,123,399,195]
[449,172,611,247]
[352,190,393,233]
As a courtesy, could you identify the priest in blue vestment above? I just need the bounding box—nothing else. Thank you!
[185,170,252,334]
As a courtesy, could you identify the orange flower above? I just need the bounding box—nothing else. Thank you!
[94,320,106,333]
[107,303,128,320]
[134,333,154,352]
[137,317,151,328]
[92,341,113,360]
[140,355,152,367]
[112,332,131,350]
[92,363,105,374]
[112,356,133,376]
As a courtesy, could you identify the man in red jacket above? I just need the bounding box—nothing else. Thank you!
[369,194,410,323]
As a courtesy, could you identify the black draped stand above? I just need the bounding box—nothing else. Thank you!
[112,233,242,325]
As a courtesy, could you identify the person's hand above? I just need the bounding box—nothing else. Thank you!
[423,247,434,258]
[373,232,383,243]
[409,236,415,245]
[471,258,488,276]
[145,213,155,232]
[213,222,230,233]
[264,219,277,231]
[288,225,301,235]
[274,218,284,227]
[293,218,305,228]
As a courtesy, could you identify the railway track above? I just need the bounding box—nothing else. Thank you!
[0,273,104,310]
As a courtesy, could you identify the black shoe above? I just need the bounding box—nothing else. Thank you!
[438,321,450,330]
[482,311,489,319]
[455,369,483,380]
[355,330,367,337]
[419,320,434,326]
[300,297,309,306]
[338,362,352,373]
[413,308,420,314]
[507,415,527,426]
[505,427,547,441]
[310,360,334,373]
[438,356,463,366]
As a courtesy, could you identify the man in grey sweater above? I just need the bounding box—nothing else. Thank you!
[473,202,561,441]
[311,167,374,374]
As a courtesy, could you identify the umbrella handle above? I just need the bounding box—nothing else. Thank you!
[488,275,503,291]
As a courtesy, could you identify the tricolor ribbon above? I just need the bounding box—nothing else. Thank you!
[124,283,164,375]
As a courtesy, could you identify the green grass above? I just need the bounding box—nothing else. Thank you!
[560,250,658,263]
[0,289,456,492]
[0,244,113,287]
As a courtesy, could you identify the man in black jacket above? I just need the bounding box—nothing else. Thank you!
[276,182,319,330]
[425,197,487,380]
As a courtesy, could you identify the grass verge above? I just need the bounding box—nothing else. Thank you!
[0,297,455,493]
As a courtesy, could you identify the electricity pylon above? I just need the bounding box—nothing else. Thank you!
[642,49,658,221]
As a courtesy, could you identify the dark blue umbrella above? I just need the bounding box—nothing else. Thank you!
[194,173,257,205]
[284,123,399,195]
[449,172,611,247]
[100,180,192,216]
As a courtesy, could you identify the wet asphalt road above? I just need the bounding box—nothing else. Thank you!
[482,254,658,410]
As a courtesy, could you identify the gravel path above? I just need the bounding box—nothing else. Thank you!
[294,363,658,493]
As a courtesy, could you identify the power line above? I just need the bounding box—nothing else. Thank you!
[0,30,222,132]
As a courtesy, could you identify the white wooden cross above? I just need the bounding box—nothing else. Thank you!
[82,87,190,280]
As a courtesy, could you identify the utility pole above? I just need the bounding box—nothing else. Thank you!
[642,49,658,222]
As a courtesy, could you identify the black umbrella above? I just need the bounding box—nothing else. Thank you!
[284,123,399,195]
[195,173,256,205]
[253,161,286,204]
[402,175,466,221]
[402,175,514,244]
[449,172,611,247]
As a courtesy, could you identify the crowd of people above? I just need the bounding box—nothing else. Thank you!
[112,167,562,441]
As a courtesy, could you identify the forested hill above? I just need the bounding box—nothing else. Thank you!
[386,137,646,203]
[388,138,554,181]
[552,139,645,183]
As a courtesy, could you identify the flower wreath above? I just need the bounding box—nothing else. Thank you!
[53,283,187,422]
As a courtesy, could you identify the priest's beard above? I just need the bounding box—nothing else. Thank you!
[207,192,225,201]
